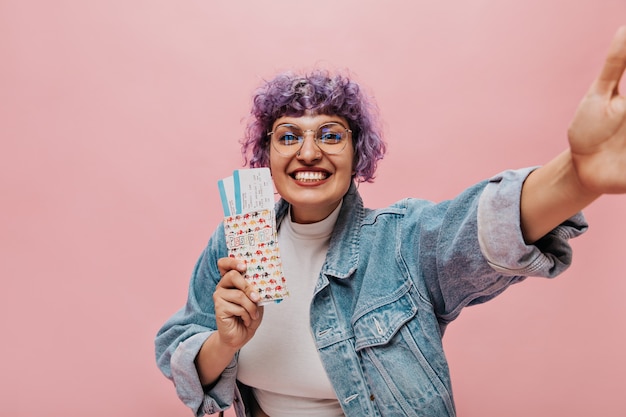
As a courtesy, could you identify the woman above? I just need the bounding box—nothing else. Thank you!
[156,27,626,417]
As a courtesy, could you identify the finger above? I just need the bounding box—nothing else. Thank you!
[215,296,256,327]
[217,268,260,300]
[217,256,247,277]
[215,287,262,325]
[248,305,264,330]
[594,25,626,96]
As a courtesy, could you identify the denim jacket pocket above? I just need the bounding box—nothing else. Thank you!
[352,289,455,417]
[353,289,417,351]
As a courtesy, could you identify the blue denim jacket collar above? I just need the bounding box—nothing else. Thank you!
[275,181,362,280]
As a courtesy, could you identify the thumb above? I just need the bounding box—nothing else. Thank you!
[593,26,626,97]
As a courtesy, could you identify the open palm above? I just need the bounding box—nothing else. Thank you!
[569,26,626,194]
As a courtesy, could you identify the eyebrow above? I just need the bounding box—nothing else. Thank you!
[275,121,347,130]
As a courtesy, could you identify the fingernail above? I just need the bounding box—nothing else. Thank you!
[237,262,246,271]
[250,290,259,302]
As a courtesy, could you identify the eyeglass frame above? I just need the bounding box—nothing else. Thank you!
[267,122,353,156]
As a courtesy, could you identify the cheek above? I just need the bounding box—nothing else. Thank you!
[268,153,287,180]
[267,148,277,170]
[347,151,357,175]
[262,144,272,167]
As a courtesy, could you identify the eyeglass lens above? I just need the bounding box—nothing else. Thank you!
[271,122,349,155]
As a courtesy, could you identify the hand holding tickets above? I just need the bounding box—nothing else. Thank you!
[218,168,289,305]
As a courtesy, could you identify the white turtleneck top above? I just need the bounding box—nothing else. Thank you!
[237,202,344,416]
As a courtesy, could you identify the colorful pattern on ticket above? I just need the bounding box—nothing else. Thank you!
[218,168,288,305]
[224,209,288,304]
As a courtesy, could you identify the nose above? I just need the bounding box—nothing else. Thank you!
[296,130,321,161]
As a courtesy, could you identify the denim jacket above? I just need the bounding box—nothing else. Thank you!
[155,168,587,417]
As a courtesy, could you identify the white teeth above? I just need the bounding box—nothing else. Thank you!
[294,171,327,181]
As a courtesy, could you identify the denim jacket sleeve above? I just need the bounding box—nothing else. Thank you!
[154,224,240,417]
[422,167,588,325]
[477,167,587,276]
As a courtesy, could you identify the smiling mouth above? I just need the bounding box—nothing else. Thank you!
[292,171,329,182]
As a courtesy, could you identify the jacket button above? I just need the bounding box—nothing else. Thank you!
[370,394,375,401]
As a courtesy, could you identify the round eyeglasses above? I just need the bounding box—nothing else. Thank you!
[268,122,352,156]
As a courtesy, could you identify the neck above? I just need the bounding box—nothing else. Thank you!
[290,201,342,224]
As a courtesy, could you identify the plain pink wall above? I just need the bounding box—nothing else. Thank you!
[2,1,625,416]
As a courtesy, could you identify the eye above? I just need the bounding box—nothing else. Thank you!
[319,133,342,144]
[279,133,301,146]
[273,124,303,146]
[318,125,345,144]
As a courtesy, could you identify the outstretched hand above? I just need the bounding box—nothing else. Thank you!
[568,25,626,194]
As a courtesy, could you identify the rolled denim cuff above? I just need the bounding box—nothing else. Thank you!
[477,167,588,277]
[170,331,238,417]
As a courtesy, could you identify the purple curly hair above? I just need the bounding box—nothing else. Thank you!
[241,70,386,182]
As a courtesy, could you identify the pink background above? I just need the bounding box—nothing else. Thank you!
[2,1,626,416]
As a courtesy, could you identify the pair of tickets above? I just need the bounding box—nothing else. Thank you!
[218,168,289,305]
